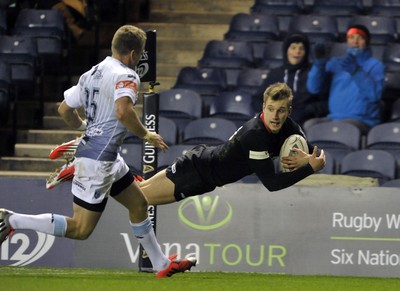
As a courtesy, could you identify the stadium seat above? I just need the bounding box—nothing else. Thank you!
[119,143,142,174]
[124,116,178,146]
[390,99,400,122]
[340,149,396,185]
[310,0,365,16]
[13,9,65,59]
[380,71,400,121]
[182,117,237,145]
[383,43,400,72]
[198,40,255,88]
[234,67,270,96]
[208,90,256,127]
[0,35,38,85]
[335,16,352,42]
[368,0,400,17]
[305,121,361,172]
[173,67,227,94]
[287,15,339,44]
[198,40,255,69]
[259,41,284,69]
[317,150,335,175]
[366,122,400,176]
[347,15,397,45]
[172,66,227,109]
[157,144,194,170]
[224,13,280,43]
[159,88,202,140]
[250,0,305,16]
[0,34,39,130]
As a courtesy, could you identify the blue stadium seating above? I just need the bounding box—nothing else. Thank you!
[124,116,178,146]
[234,67,270,96]
[340,149,396,185]
[251,0,305,16]
[173,67,227,109]
[383,43,400,72]
[288,14,339,43]
[390,99,400,122]
[13,9,65,58]
[208,90,256,127]
[159,88,203,140]
[369,0,400,17]
[310,0,365,16]
[182,117,237,145]
[259,41,284,69]
[306,121,361,173]
[224,13,280,42]
[157,144,194,170]
[366,122,400,177]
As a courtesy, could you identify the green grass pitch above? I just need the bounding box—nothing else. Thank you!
[1,267,400,290]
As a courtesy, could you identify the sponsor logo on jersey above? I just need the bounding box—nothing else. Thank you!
[73,180,86,191]
[249,150,270,160]
[115,80,138,92]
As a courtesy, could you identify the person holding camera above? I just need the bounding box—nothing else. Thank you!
[305,25,385,134]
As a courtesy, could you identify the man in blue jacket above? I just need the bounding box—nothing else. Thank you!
[305,25,385,134]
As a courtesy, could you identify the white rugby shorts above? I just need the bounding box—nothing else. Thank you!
[71,154,130,205]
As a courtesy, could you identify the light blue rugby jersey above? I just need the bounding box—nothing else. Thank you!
[64,56,140,161]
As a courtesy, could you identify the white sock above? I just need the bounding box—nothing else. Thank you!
[8,213,67,237]
[131,218,170,271]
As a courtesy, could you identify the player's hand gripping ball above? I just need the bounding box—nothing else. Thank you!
[279,134,309,172]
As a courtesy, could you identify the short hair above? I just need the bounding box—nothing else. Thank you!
[263,82,293,107]
[111,25,146,56]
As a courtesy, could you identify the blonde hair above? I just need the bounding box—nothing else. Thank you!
[111,25,146,56]
[263,82,293,107]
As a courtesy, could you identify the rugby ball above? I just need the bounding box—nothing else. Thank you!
[279,134,309,172]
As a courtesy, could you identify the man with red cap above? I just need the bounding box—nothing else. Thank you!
[305,24,385,134]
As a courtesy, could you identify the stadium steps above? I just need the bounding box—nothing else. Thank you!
[0,0,254,176]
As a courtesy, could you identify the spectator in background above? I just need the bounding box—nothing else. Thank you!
[32,0,94,40]
[259,32,328,127]
[305,25,385,134]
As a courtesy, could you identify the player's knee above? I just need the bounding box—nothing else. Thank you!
[135,197,148,214]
